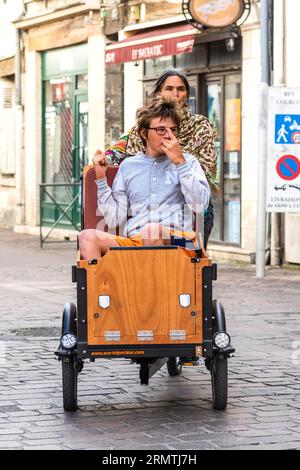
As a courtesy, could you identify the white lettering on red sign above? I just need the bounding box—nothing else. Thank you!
[132,44,163,61]
[176,39,194,53]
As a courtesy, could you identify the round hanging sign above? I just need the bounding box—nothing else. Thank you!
[188,0,245,28]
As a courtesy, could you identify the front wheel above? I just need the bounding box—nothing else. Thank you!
[62,357,78,411]
[167,357,182,376]
[211,355,228,410]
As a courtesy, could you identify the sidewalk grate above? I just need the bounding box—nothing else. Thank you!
[10,327,61,338]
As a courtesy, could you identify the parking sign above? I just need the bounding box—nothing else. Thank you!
[267,87,300,212]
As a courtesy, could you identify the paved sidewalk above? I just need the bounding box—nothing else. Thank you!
[0,228,300,450]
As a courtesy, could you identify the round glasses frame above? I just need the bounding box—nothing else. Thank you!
[148,126,179,136]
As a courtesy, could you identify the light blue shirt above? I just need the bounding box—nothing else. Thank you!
[96,151,210,237]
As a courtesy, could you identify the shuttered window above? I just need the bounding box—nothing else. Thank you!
[0,82,15,175]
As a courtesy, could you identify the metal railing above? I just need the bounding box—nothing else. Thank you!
[39,182,81,248]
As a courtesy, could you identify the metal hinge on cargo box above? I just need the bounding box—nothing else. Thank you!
[104,331,121,341]
[137,330,154,341]
[170,330,186,341]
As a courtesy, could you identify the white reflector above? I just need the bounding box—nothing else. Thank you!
[99,295,110,309]
[179,294,191,308]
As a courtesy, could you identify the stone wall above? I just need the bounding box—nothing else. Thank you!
[105,64,123,147]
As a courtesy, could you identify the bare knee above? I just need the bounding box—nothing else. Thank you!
[79,229,117,259]
[79,229,98,249]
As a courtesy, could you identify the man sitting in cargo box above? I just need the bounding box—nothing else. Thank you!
[79,98,210,259]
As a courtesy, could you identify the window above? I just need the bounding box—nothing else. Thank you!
[223,75,241,244]
[207,73,241,245]
[176,44,207,70]
[144,56,173,77]
[0,80,15,175]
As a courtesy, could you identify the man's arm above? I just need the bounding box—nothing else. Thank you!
[93,151,128,229]
[105,132,130,164]
[161,129,210,211]
[96,170,128,229]
[176,156,210,212]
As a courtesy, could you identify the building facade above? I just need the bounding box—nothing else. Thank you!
[0,0,299,264]
[1,0,107,236]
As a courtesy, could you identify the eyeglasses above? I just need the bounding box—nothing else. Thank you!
[148,126,179,136]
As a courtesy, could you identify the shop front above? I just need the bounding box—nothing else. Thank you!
[12,3,105,239]
[41,44,88,230]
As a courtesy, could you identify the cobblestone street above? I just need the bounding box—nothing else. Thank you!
[0,228,300,450]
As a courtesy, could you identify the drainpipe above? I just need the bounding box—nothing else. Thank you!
[15,1,25,227]
[270,0,285,266]
[256,0,271,279]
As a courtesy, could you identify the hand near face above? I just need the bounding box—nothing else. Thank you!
[161,128,185,166]
[93,149,109,180]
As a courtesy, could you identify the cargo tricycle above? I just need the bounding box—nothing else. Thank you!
[55,165,235,411]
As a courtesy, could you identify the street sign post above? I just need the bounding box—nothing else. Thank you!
[267,87,300,212]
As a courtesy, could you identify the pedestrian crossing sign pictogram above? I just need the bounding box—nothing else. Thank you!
[275,115,300,144]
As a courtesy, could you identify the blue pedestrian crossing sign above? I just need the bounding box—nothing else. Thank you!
[275,114,300,144]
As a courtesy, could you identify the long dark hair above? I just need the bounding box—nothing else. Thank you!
[152,67,190,98]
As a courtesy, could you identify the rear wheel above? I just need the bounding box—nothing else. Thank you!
[211,355,228,410]
[62,357,78,411]
[167,357,182,376]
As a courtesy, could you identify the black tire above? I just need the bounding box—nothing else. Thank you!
[211,355,228,411]
[204,358,211,371]
[167,357,182,376]
[62,358,78,411]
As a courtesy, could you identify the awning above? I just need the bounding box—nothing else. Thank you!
[105,24,197,65]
